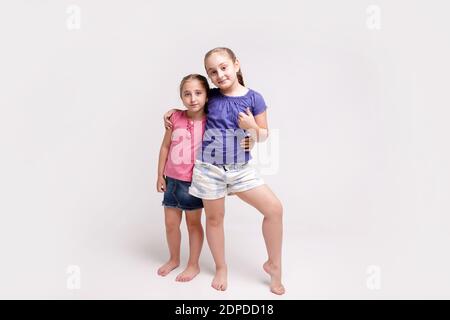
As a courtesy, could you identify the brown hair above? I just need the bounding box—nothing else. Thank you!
[179,74,210,113]
[204,47,245,86]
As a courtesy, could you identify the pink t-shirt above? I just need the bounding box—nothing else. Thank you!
[164,110,206,182]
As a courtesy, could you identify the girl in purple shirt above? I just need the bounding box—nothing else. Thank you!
[165,48,285,295]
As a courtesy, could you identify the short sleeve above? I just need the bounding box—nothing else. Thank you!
[251,91,267,116]
[170,110,183,125]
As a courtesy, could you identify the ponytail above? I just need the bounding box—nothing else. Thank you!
[236,69,245,86]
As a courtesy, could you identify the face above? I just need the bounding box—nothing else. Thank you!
[180,79,208,113]
[205,52,240,90]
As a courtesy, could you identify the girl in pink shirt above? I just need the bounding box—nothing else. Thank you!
[156,74,208,282]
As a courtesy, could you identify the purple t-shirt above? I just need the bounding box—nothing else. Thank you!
[200,88,267,164]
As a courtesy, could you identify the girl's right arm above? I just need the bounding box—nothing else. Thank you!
[164,108,182,129]
[156,127,173,192]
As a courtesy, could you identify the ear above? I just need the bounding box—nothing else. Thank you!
[234,59,241,73]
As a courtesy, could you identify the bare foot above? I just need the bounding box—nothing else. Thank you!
[263,261,285,295]
[211,266,227,291]
[175,264,200,282]
[157,260,179,276]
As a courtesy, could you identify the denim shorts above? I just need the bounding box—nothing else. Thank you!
[162,176,203,211]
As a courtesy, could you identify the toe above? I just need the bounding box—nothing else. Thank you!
[271,286,285,295]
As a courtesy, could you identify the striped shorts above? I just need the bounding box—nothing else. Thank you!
[188,160,264,200]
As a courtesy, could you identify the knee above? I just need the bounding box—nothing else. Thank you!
[264,200,283,219]
[186,217,203,231]
[206,213,224,228]
[165,218,181,232]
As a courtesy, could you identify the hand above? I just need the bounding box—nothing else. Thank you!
[240,136,256,151]
[164,109,177,129]
[156,176,166,193]
[238,108,257,130]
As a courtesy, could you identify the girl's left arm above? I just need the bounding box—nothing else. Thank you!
[238,108,269,142]
[252,111,269,142]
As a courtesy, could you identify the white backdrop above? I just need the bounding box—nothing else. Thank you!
[0,0,449,299]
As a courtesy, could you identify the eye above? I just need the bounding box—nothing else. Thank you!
[221,66,227,70]
[184,92,191,97]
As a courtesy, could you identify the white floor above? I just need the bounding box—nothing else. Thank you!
[1,187,449,300]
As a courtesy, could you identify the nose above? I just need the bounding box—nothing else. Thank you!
[217,69,225,79]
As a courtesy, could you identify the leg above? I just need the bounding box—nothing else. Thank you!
[176,209,204,282]
[157,207,182,276]
[235,185,285,295]
[203,198,228,291]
